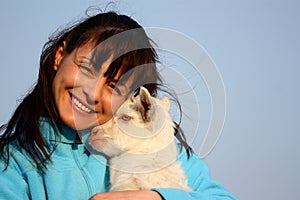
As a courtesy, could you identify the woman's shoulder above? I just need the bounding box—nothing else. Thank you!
[177,144,208,171]
[0,118,56,173]
[0,142,38,174]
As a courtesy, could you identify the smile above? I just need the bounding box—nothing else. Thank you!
[71,94,95,113]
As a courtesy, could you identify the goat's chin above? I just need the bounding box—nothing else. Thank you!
[97,141,124,157]
[89,139,107,152]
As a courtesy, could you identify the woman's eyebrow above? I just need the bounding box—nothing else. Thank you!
[107,78,130,90]
[77,56,94,63]
[75,56,103,71]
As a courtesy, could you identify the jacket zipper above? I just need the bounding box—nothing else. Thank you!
[72,143,93,197]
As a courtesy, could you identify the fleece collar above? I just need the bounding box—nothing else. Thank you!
[39,117,86,144]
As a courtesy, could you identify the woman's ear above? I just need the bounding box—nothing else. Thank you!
[54,42,66,71]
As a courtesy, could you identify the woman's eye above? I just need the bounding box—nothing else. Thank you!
[120,114,132,121]
[108,84,122,96]
[79,65,96,77]
[80,65,92,73]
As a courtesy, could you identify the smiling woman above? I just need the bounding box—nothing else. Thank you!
[0,11,236,200]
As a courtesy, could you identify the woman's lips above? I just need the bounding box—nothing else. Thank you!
[69,92,97,116]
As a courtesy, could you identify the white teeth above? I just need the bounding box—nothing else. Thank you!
[72,97,92,113]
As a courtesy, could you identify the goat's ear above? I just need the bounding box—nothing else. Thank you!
[139,87,152,121]
[161,96,170,111]
[129,95,135,103]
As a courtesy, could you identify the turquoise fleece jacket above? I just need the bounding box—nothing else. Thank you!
[0,118,237,200]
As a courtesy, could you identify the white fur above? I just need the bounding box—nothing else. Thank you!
[89,87,191,191]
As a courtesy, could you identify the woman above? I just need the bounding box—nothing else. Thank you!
[0,11,236,200]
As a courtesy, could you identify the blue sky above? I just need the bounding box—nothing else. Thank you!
[1,1,299,199]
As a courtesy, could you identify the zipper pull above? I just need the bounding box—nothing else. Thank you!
[72,143,78,150]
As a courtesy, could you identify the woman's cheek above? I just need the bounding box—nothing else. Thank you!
[111,94,128,112]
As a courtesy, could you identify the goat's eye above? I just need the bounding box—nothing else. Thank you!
[120,114,132,121]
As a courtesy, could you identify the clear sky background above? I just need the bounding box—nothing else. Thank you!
[1,1,299,199]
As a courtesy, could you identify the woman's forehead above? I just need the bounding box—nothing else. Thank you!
[71,40,144,90]
[73,42,112,64]
[74,42,100,60]
[73,43,128,78]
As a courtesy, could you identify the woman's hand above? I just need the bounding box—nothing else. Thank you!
[89,190,163,200]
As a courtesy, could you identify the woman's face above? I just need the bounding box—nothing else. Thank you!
[52,42,129,130]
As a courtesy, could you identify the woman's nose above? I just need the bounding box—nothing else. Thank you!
[83,78,106,105]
